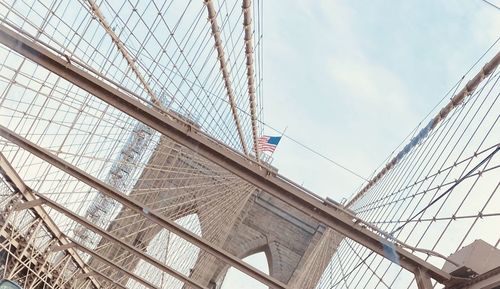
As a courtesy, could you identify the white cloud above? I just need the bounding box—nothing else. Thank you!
[328,56,413,113]
[262,0,500,202]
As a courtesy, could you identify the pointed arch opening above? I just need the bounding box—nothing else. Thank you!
[220,251,270,289]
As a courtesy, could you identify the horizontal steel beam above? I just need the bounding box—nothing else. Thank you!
[0,24,454,285]
[84,269,128,289]
[0,124,288,289]
[71,239,160,289]
[0,152,101,289]
[35,192,208,289]
[0,152,173,289]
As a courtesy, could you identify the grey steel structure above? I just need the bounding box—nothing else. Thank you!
[0,1,499,289]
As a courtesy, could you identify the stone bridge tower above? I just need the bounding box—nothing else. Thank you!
[87,133,339,289]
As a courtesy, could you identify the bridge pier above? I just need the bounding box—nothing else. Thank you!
[89,135,339,289]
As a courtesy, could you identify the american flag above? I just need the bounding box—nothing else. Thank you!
[257,135,282,153]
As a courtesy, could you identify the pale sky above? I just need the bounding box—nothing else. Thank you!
[222,1,500,288]
[262,0,499,202]
[0,1,498,289]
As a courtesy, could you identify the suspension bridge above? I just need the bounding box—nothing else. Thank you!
[0,1,499,289]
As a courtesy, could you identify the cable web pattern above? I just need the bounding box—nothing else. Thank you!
[0,57,256,288]
[314,54,500,288]
[0,0,264,153]
[0,0,266,288]
[0,1,499,289]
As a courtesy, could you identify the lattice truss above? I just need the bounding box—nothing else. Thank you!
[0,0,499,289]
[314,49,500,288]
[0,0,270,288]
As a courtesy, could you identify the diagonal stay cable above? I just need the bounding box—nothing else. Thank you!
[330,144,499,288]
[390,145,499,235]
